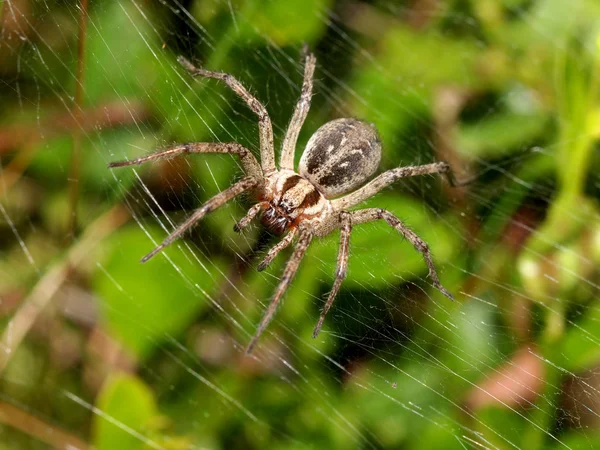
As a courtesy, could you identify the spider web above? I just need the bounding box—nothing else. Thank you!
[1,0,600,448]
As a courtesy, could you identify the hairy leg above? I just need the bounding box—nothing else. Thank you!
[233,203,264,232]
[141,177,257,263]
[313,212,351,338]
[178,56,276,174]
[257,228,298,271]
[280,48,316,170]
[246,231,313,354]
[349,208,454,300]
[109,142,262,181]
[332,161,460,210]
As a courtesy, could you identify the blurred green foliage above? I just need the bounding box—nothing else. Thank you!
[1,0,600,449]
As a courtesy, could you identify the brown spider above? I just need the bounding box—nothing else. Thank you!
[109,49,460,354]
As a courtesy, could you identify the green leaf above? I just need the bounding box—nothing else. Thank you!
[456,111,550,158]
[476,407,527,449]
[94,224,225,360]
[93,373,158,450]
[239,0,333,46]
[350,25,483,145]
[86,2,184,109]
[561,304,600,371]
[444,299,502,377]
[549,429,600,450]
[29,131,157,196]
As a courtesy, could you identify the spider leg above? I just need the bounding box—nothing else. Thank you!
[280,47,316,170]
[178,56,276,174]
[257,228,298,271]
[108,142,262,181]
[233,202,264,232]
[349,208,454,300]
[332,161,463,210]
[313,212,351,338]
[141,176,257,263]
[246,230,313,354]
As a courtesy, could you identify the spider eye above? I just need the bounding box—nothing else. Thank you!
[298,118,381,199]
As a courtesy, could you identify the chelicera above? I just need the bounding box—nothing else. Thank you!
[109,49,460,354]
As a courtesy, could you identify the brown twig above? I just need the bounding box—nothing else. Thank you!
[0,100,150,198]
[0,99,150,154]
[432,86,472,204]
[68,0,89,240]
[0,400,89,449]
[0,141,38,195]
[0,205,130,375]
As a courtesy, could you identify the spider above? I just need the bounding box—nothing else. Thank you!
[109,49,461,354]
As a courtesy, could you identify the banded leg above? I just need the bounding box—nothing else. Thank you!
[280,48,316,170]
[350,208,454,300]
[141,177,257,263]
[178,56,276,174]
[246,230,313,354]
[257,228,298,271]
[108,142,262,181]
[332,162,461,210]
[234,203,264,232]
[313,212,351,338]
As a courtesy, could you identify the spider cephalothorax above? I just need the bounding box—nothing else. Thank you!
[260,170,328,235]
[109,49,458,354]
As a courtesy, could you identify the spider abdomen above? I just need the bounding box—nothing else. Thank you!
[298,118,382,198]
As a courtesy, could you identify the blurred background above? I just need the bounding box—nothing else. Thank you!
[1,0,600,448]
